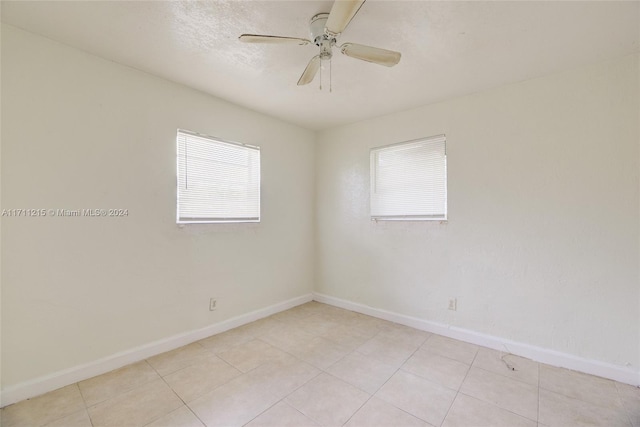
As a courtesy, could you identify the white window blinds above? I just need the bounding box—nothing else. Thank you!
[177,130,260,223]
[370,135,447,220]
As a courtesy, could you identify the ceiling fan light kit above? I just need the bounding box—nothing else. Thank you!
[238,0,401,90]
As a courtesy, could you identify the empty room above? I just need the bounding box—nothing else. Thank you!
[1,1,639,426]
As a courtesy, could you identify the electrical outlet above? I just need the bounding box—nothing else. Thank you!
[209,298,217,311]
[448,298,457,311]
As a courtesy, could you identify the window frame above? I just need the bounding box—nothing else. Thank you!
[176,129,261,224]
[370,134,447,221]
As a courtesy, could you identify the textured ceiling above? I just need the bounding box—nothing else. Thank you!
[2,1,639,130]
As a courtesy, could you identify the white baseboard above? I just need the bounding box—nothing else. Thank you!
[313,292,640,387]
[0,293,313,407]
[4,291,636,407]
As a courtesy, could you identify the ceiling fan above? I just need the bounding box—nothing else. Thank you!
[239,0,401,88]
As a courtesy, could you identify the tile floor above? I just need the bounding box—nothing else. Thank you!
[2,302,639,427]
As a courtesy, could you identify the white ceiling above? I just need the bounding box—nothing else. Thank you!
[2,1,639,130]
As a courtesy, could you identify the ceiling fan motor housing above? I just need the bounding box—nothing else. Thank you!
[310,13,335,60]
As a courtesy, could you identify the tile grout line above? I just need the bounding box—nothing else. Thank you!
[280,400,322,426]
[538,365,633,419]
[75,382,96,427]
[537,359,541,426]
[439,347,479,426]
[187,338,313,426]
[539,387,634,424]
[36,383,95,427]
[337,328,389,426]
[340,331,432,426]
[251,314,387,426]
[613,382,635,427]
[457,364,540,424]
[75,360,166,426]
[239,362,325,426]
[144,358,208,427]
[318,323,389,425]
[273,316,382,427]
[84,361,164,409]
[237,306,331,426]
[253,371,325,426]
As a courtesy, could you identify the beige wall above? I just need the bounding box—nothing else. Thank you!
[1,26,316,388]
[316,54,639,371]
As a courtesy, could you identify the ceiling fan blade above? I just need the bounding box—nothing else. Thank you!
[239,34,311,45]
[297,56,321,86]
[325,0,366,36]
[340,43,401,67]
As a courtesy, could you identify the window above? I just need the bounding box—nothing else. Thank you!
[370,135,447,220]
[177,130,260,223]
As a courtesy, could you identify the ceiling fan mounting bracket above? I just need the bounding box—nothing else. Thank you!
[310,13,329,41]
[310,13,336,61]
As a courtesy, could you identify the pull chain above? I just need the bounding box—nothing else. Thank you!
[317,59,332,92]
[330,58,332,93]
